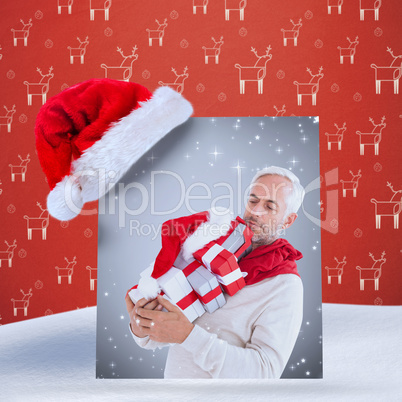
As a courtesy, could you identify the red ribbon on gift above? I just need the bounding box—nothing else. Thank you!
[182,260,202,277]
[176,290,198,310]
[197,285,223,305]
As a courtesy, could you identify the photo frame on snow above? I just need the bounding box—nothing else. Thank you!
[96,116,323,379]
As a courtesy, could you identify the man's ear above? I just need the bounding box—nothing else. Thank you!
[284,213,297,228]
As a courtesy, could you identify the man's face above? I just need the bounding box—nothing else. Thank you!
[243,174,297,248]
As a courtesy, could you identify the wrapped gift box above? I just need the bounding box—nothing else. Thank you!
[128,267,205,323]
[186,265,226,314]
[175,253,226,313]
[194,244,246,296]
[221,220,253,259]
[157,267,205,322]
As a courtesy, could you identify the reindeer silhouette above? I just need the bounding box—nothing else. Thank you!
[281,18,303,46]
[11,19,33,46]
[0,239,17,268]
[101,46,138,81]
[340,169,362,197]
[58,0,74,14]
[325,256,347,284]
[356,251,386,290]
[9,154,30,182]
[11,288,33,316]
[0,105,16,132]
[371,182,402,229]
[293,66,324,106]
[371,47,402,94]
[338,36,359,64]
[356,116,386,155]
[86,266,98,291]
[193,0,209,14]
[235,46,272,94]
[202,36,224,64]
[24,202,49,240]
[67,36,89,64]
[325,122,347,150]
[56,256,77,284]
[146,18,168,46]
[158,66,189,94]
[89,0,111,21]
[274,104,286,116]
[327,0,343,15]
[360,0,382,21]
[24,67,54,105]
[225,0,247,21]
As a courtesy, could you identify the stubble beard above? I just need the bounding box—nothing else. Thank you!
[246,217,286,248]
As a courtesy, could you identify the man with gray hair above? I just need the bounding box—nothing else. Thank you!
[126,166,305,378]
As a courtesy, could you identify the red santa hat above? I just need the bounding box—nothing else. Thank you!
[35,78,193,221]
[138,207,234,299]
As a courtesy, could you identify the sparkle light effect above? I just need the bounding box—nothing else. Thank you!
[209,146,223,161]
[147,152,158,165]
[231,160,246,174]
[233,119,241,130]
[289,156,299,166]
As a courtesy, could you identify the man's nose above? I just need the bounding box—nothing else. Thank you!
[250,202,265,216]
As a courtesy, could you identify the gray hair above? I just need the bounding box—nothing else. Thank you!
[250,166,305,216]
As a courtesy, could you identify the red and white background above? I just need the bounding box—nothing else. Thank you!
[0,0,401,325]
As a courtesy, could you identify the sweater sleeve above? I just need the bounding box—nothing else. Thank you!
[178,276,303,378]
[128,323,171,351]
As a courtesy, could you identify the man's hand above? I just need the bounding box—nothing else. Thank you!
[135,295,194,344]
[125,294,163,339]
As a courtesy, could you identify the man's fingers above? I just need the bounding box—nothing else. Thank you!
[136,306,165,321]
[136,297,153,308]
[143,299,159,310]
[125,293,135,313]
[157,295,180,313]
[135,315,155,329]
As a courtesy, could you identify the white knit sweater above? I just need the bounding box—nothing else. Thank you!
[131,273,303,379]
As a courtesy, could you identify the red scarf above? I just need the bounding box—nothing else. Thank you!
[239,238,303,285]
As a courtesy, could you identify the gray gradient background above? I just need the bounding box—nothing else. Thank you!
[96,117,322,379]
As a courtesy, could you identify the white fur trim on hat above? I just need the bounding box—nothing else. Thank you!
[182,207,234,262]
[47,176,84,221]
[138,261,161,300]
[72,86,193,204]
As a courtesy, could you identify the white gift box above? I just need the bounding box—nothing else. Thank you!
[158,267,205,322]
[186,266,226,314]
[129,268,205,323]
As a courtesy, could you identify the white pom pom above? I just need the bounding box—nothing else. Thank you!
[138,275,160,300]
[47,176,84,221]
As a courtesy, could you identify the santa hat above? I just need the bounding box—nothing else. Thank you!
[138,207,234,299]
[35,78,193,221]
